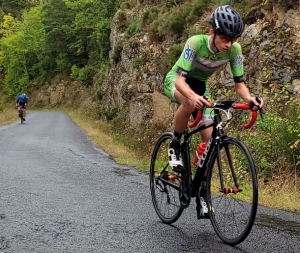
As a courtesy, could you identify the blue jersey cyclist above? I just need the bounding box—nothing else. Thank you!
[16,93,29,120]
[163,5,264,218]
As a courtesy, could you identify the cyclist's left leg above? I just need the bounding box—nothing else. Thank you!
[23,108,26,120]
[195,123,212,218]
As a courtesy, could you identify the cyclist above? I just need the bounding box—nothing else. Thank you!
[164,5,264,218]
[16,93,29,121]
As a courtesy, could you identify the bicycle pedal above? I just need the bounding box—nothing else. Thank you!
[196,205,210,219]
[172,165,183,173]
[197,213,210,219]
[200,197,208,213]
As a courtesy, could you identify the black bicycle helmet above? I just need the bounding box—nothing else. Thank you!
[210,5,244,38]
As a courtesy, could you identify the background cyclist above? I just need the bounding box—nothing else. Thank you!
[16,93,29,121]
[163,5,264,217]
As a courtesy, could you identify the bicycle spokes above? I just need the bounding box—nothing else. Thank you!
[207,138,258,245]
[150,133,184,224]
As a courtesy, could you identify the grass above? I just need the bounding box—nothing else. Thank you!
[66,110,150,170]
[1,106,300,214]
[73,110,300,213]
[0,108,19,125]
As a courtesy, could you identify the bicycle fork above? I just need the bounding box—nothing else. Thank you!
[179,143,192,208]
[215,140,241,195]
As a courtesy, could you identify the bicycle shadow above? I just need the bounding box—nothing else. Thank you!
[149,219,252,253]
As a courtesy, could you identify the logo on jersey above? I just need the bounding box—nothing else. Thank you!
[183,44,195,62]
[235,55,244,68]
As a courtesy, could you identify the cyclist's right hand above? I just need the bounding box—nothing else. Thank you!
[191,94,212,110]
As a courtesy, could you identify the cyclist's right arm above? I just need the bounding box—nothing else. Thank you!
[174,36,211,109]
[175,75,211,110]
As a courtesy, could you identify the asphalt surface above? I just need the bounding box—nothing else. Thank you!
[0,111,299,253]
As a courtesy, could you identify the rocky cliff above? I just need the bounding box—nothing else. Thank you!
[98,0,300,135]
[28,1,300,136]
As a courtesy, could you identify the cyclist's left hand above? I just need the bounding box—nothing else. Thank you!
[248,96,264,111]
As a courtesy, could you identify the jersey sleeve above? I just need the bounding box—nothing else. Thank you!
[229,42,244,77]
[176,36,201,73]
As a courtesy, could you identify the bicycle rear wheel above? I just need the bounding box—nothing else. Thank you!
[150,132,184,224]
[20,109,24,124]
[207,137,258,245]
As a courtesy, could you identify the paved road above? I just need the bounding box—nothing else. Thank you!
[0,111,299,253]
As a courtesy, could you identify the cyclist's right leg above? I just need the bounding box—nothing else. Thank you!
[195,126,213,217]
[23,108,26,120]
[164,75,194,172]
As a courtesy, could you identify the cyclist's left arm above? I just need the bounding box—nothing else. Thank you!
[230,43,263,108]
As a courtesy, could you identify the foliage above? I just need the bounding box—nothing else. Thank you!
[125,20,143,38]
[112,41,124,63]
[0,6,46,97]
[105,107,119,121]
[150,7,187,37]
[0,0,27,18]
[142,7,159,26]
[0,0,299,185]
[229,92,300,180]
[186,0,210,23]
[168,44,184,65]
[78,66,96,87]
[0,0,127,98]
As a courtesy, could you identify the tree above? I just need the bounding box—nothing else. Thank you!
[0,0,27,18]
[0,6,46,97]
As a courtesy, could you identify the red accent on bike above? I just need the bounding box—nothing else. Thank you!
[233,103,250,110]
[189,110,202,128]
[168,175,177,181]
[188,102,214,128]
[193,142,207,166]
[224,187,229,195]
[244,111,257,129]
[233,186,239,194]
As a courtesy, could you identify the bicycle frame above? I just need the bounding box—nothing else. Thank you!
[181,98,262,207]
[180,109,225,203]
[19,105,26,124]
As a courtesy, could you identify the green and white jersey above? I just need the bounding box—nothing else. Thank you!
[172,34,244,80]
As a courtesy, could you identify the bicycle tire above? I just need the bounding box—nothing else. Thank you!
[150,132,184,224]
[206,137,258,245]
[20,109,24,124]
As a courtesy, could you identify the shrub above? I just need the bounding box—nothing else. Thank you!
[78,66,96,87]
[112,41,124,63]
[125,20,143,37]
[70,65,79,80]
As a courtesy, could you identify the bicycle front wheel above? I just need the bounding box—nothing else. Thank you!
[150,132,184,224]
[20,110,24,124]
[207,137,258,245]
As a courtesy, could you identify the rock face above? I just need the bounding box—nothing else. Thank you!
[98,2,300,133]
[29,2,299,134]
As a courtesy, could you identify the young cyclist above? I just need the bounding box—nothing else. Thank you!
[163,5,264,218]
[16,93,29,121]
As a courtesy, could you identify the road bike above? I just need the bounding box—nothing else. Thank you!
[150,99,262,245]
[18,105,26,124]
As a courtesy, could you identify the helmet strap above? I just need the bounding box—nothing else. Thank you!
[212,34,220,53]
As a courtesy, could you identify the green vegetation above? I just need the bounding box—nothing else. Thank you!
[0,0,299,213]
[0,0,126,99]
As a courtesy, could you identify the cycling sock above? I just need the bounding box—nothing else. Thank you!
[173,131,183,142]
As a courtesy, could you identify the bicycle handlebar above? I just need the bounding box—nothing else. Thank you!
[188,100,261,129]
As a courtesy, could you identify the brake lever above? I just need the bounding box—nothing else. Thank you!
[255,96,264,121]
